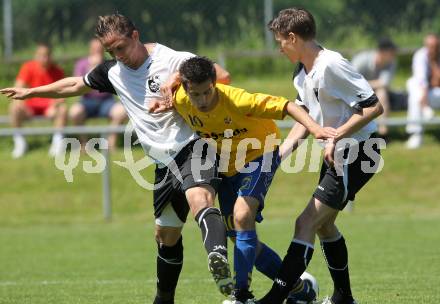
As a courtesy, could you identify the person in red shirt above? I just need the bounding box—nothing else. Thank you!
[9,42,67,158]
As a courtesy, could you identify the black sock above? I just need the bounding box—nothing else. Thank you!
[259,240,314,304]
[195,207,228,256]
[321,234,354,304]
[155,237,183,304]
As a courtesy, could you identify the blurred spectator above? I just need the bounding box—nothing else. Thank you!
[352,38,398,136]
[69,38,127,151]
[406,34,440,149]
[9,43,66,158]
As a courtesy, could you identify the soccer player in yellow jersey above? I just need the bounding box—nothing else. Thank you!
[168,56,336,304]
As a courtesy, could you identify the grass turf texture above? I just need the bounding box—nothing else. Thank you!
[0,140,439,303]
[1,72,439,303]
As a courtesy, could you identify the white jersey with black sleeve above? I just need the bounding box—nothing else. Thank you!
[83,43,197,165]
[294,49,378,143]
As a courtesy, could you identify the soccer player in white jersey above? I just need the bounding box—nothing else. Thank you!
[1,14,233,304]
[256,8,384,304]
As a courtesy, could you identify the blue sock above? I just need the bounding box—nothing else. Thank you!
[234,230,258,290]
[255,242,282,280]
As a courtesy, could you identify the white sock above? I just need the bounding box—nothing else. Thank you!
[13,134,26,145]
[51,132,63,144]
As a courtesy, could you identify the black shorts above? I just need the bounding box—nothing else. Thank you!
[153,139,221,223]
[313,137,382,210]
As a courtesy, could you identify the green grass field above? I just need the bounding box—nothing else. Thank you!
[1,74,439,303]
[1,138,440,303]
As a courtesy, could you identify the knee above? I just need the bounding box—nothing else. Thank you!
[9,101,24,116]
[155,228,182,247]
[110,104,127,124]
[186,186,215,215]
[56,103,68,116]
[156,233,184,263]
[233,208,253,229]
[317,223,337,239]
[69,104,85,122]
[295,213,318,234]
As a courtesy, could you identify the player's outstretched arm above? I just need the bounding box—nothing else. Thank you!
[214,63,231,84]
[279,122,309,160]
[285,102,337,140]
[0,77,91,100]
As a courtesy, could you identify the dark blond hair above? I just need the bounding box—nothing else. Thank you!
[268,8,316,40]
[95,14,137,38]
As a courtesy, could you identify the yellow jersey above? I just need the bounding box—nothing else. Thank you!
[174,83,288,176]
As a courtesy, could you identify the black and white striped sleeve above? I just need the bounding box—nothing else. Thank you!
[83,60,117,95]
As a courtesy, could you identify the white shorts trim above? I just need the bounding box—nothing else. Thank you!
[155,203,185,228]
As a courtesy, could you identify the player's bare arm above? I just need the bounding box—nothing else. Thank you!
[0,77,91,100]
[213,63,231,84]
[324,101,384,167]
[334,101,383,141]
[279,122,309,160]
[368,79,386,90]
[284,101,338,139]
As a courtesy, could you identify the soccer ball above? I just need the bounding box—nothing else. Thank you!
[285,271,319,304]
[300,271,319,297]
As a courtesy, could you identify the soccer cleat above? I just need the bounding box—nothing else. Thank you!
[314,296,333,304]
[12,137,27,159]
[226,288,257,304]
[208,251,234,297]
[406,133,422,149]
[285,278,317,304]
[49,136,65,157]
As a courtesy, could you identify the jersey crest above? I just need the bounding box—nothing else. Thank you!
[148,75,161,93]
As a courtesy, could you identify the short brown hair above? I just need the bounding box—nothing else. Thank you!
[95,14,137,39]
[268,8,316,40]
[179,56,217,90]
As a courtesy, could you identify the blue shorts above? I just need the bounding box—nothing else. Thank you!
[81,97,115,118]
[218,148,281,237]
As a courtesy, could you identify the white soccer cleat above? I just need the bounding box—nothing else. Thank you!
[315,296,333,304]
[315,296,358,304]
[12,138,27,159]
[49,136,65,157]
[406,133,422,149]
[222,299,257,304]
[227,288,257,304]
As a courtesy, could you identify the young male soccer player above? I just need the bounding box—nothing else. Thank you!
[1,14,233,304]
[152,56,337,304]
[256,8,384,304]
